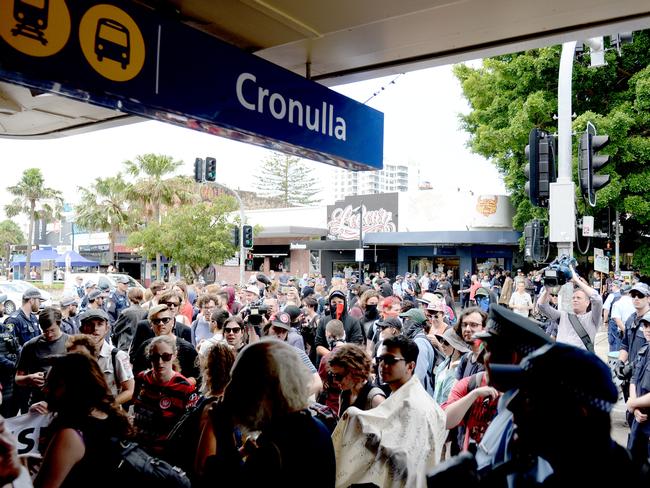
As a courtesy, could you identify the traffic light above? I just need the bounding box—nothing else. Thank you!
[194,158,204,182]
[245,252,254,271]
[578,126,610,207]
[230,226,240,247]
[524,219,543,263]
[242,225,253,248]
[524,128,555,207]
[205,157,216,182]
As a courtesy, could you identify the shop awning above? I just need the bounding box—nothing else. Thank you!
[363,230,521,246]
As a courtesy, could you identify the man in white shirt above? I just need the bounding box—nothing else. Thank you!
[509,280,533,318]
[612,286,636,339]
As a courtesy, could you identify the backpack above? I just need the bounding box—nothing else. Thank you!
[166,396,219,474]
[110,438,191,488]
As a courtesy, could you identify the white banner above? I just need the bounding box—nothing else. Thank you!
[5,413,53,457]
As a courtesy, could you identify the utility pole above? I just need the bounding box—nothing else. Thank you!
[615,210,621,274]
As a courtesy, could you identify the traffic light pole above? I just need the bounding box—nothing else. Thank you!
[207,181,246,286]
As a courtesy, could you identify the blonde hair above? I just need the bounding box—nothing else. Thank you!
[224,340,310,430]
[146,335,180,371]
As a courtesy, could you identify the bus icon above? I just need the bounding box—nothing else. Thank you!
[94,18,130,69]
[11,0,50,46]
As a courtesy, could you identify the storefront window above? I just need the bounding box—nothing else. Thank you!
[333,261,357,278]
[408,256,460,285]
[473,258,505,273]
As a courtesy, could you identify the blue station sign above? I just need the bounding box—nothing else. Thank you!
[0,0,384,170]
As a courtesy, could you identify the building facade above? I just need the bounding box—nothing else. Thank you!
[333,163,410,201]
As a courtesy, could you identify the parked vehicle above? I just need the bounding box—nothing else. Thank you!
[66,273,144,294]
[0,281,53,315]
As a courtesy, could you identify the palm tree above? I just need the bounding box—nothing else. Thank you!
[124,154,196,277]
[5,168,63,279]
[75,174,134,266]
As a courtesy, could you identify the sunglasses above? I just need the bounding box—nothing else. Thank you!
[377,355,405,365]
[328,371,347,382]
[427,311,443,318]
[151,317,172,325]
[224,327,242,334]
[148,352,173,363]
[162,301,179,307]
[550,294,558,297]
[630,292,647,299]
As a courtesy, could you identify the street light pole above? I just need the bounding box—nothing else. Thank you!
[208,181,246,286]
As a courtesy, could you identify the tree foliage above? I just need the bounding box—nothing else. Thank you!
[0,220,25,263]
[255,152,320,206]
[453,32,650,244]
[75,174,134,265]
[5,168,63,274]
[127,196,238,280]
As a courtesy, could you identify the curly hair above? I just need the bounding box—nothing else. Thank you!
[454,307,488,337]
[65,334,99,356]
[358,289,381,310]
[327,343,372,383]
[200,341,236,397]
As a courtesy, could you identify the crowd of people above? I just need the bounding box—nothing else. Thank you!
[0,264,647,487]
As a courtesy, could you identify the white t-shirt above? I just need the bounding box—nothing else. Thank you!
[611,295,636,324]
[98,340,134,398]
[509,291,532,317]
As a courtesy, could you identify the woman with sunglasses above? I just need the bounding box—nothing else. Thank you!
[34,353,132,488]
[132,335,199,457]
[327,343,385,416]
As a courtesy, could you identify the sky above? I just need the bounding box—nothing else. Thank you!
[0,61,506,231]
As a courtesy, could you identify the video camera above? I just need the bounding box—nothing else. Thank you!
[541,254,577,287]
[242,299,270,326]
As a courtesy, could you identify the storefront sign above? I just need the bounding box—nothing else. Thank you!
[327,193,398,240]
[0,0,383,170]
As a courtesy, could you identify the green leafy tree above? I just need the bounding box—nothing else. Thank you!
[128,197,238,280]
[453,32,650,253]
[124,153,197,275]
[0,220,25,264]
[5,168,63,277]
[255,152,320,206]
[75,174,134,266]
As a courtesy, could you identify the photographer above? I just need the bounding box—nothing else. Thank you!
[537,266,602,352]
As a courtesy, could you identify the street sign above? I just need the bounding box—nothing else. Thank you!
[594,249,609,273]
[582,216,594,237]
[0,0,384,170]
[355,248,364,262]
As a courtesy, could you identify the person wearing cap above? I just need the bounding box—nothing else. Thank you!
[0,294,21,417]
[15,307,69,408]
[537,266,602,351]
[79,280,97,309]
[433,327,470,406]
[73,275,85,298]
[371,317,402,360]
[106,275,131,324]
[626,310,650,463]
[283,304,306,352]
[242,283,261,306]
[486,343,643,486]
[85,289,106,313]
[132,305,199,385]
[266,312,322,397]
[78,308,134,406]
[5,288,43,347]
[59,296,79,335]
[616,282,650,404]
[603,279,623,351]
[392,275,404,298]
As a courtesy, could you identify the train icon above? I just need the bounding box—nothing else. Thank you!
[94,18,130,69]
[11,0,50,46]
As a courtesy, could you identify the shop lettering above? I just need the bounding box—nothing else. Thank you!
[236,73,347,141]
[328,205,396,240]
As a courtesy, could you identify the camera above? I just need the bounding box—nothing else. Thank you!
[242,300,270,326]
[542,254,576,287]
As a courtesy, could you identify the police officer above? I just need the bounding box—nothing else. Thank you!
[80,280,97,309]
[626,310,650,464]
[73,275,85,299]
[0,294,20,417]
[60,296,80,335]
[4,288,43,347]
[85,289,106,312]
[106,275,130,324]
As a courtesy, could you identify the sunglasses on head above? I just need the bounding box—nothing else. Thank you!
[151,317,172,325]
[148,352,173,363]
[328,371,347,382]
[224,326,241,334]
[377,355,405,365]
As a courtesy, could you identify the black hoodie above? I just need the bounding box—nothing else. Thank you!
[314,290,364,358]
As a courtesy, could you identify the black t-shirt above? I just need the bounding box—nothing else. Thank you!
[17,333,69,404]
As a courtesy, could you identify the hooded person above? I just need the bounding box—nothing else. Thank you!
[379,281,394,298]
[314,290,364,361]
[399,307,441,398]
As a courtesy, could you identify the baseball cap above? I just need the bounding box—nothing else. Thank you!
[23,288,44,300]
[610,280,621,288]
[639,311,650,324]
[631,282,650,297]
[489,343,618,413]
[426,299,445,312]
[79,308,110,323]
[245,285,260,295]
[399,308,427,324]
[376,317,402,330]
[474,304,551,356]
[98,283,110,292]
[115,275,130,284]
[271,312,292,330]
[417,292,437,305]
[60,296,78,307]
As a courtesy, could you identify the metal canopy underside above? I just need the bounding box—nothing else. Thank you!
[1,0,649,138]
